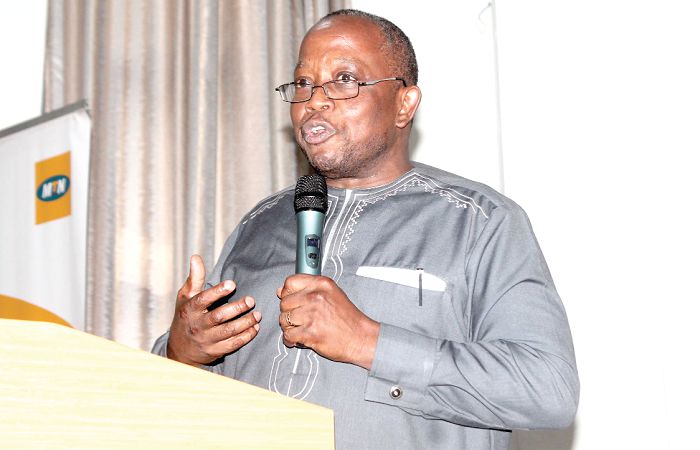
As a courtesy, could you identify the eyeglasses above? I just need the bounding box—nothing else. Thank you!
[275,77,406,103]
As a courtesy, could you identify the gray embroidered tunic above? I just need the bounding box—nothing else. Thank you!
[153,162,579,449]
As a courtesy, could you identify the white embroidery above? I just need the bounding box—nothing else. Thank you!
[242,191,291,224]
[339,173,488,257]
[268,334,319,401]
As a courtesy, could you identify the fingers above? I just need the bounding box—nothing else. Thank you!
[177,255,240,313]
[279,308,301,329]
[279,308,308,348]
[206,295,260,343]
[278,274,332,314]
[175,295,261,364]
[191,279,237,312]
[188,255,206,296]
[281,320,309,349]
[277,275,326,346]
[278,273,317,298]
[207,296,255,327]
[212,320,261,356]
[216,309,261,341]
[177,255,207,301]
[208,305,262,356]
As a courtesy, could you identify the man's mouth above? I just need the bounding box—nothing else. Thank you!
[302,121,336,145]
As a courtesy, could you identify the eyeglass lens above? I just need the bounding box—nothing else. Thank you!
[288,80,358,102]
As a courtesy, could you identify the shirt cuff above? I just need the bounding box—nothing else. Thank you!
[365,323,438,410]
[151,331,170,358]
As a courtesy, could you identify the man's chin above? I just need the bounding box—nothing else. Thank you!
[301,146,340,174]
[307,159,340,178]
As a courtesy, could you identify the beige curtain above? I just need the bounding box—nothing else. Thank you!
[43,0,349,350]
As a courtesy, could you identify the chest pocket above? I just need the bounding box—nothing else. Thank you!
[356,266,447,292]
[345,266,465,341]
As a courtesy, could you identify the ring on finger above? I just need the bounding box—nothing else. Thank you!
[285,310,296,327]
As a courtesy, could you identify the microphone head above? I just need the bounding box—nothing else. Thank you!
[294,174,328,214]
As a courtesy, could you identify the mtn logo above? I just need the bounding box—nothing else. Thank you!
[35,151,71,224]
[37,175,70,202]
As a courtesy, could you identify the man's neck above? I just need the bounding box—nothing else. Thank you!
[325,160,413,190]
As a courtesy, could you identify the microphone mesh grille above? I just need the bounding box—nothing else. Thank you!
[294,174,328,213]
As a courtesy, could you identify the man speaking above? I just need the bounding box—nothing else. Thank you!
[153,9,579,449]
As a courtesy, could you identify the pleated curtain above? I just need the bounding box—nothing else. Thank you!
[43,0,349,350]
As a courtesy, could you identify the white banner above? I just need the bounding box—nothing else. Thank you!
[0,102,91,330]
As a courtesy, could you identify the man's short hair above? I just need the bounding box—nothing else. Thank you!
[321,9,419,86]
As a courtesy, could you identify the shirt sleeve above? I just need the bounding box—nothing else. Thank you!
[365,204,579,430]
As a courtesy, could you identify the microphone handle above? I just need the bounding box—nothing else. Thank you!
[295,210,325,275]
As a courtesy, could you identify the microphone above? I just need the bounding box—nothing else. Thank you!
[294,174,328,275]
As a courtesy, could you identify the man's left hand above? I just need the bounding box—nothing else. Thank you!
[277,274,379,370]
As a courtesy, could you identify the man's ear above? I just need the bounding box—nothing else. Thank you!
[396,85,422,129]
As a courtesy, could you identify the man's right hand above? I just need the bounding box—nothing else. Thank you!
[166,255,261,367]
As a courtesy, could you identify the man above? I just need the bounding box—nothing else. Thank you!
[153,9,579,449]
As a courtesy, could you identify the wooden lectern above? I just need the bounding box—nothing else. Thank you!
[0,319,334,449]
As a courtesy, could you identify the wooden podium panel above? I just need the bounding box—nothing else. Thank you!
[0,319,334,449]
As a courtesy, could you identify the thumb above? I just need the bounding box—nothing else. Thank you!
[184,254,206,298]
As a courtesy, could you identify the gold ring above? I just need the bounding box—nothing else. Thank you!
[285,310,294,327]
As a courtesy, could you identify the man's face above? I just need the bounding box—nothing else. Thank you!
[291,17,405,185]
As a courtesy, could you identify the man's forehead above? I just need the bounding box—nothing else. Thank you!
[296,18,384,71]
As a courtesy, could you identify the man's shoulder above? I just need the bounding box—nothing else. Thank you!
[239,185,295,225]
[411,162,518,218]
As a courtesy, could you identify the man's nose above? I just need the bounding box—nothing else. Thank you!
[305,85,333,111]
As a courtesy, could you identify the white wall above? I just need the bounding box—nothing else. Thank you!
[4,1,699,449]
[353,1,504,190]
[496,2,700,449]
[354,1,700,450]
[0,0,47,131]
